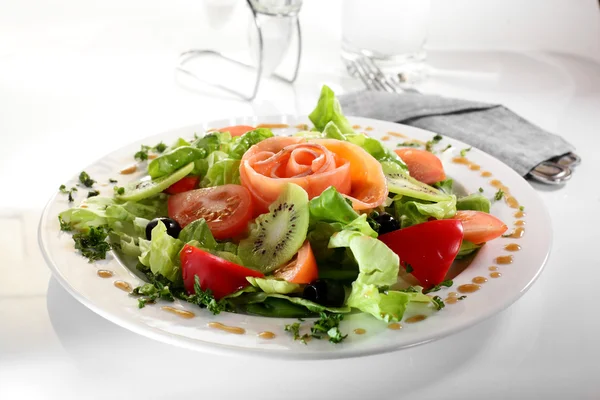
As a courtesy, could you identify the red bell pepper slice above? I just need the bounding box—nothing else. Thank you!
[180,244,263,299]
[378,219,463,287]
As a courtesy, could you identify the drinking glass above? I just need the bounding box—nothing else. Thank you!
[342,0,431,83]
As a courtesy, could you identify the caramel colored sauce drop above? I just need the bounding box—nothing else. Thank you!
[506,196,519,209]
[256,123,289,129]
[208,322,245,335]
[258,331,276,339]
[458,284,480,294]
[97,269,113,278]
[495,255,514,264]
[489,266,499,271]
[162,306,195,319]
[452,157,470,165]
[469,164,481,171]
[514,210,525,218]
[481,171,492,177]
[504,243,521,251]
[507,227,525,239]
[120,164,137,175]
[490,272,502,279]
[472,276,488,284]
[114,281,132,292]
[405,315,427,324]
[387,131,408,138]
[354,328,367,335]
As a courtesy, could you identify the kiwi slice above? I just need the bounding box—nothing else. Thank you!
[238,183,309,273]
[116,162,194,202]
[385,167,451,203]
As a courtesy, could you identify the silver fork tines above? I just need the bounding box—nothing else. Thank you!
[346,56,398,92]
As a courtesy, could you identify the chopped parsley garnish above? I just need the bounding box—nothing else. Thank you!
[134,145,151,161]
[72,225,112,262]
[153,142,167,153]
[431,295,445,310]
[460,147,472,157]
[132,282,175,309]
[114,186,125,195]
[458,295,467,300]
[478,187,484,193]
[284,322,310,344]
[442,144,452,152]
[58,216,73,231]
[109,178,118,184]
[183,275,224,315]
[404,263,414,273]
[494,188,505,201]
[423,279,453,294]
[425,134,443,152]
[397,142,421,148]
[311,312,347,344]
[59,184,78,202]
[87,190,100,198]
[519,205,525,211]
[78,171,96,187]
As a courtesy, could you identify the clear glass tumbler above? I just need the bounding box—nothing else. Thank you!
[342,0,431,83]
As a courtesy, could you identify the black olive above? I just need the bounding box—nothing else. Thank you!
[302,279,346,307]
[374,212,400,235]
[146,217,182,240]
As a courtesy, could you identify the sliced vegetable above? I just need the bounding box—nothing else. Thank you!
[180,244,263,299]
[164,176,199,195]
[453,210,508,244]
[148,147,206,179]
[167,184,253,240]
[395,148,446,184]
[117,162,195,202]
[393,195,457,229]
[246,277,300,294]
[456,194,491,213]
[382,161,450,203]
[378,219,464,287]
[273,240,318,284]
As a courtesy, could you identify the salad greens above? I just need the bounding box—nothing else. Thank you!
[57,84,506,344]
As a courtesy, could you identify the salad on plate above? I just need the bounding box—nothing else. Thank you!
[57,86,508,343]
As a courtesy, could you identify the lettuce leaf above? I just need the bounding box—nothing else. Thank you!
[228,128,274,160]
[139,220,183,282]
[148,146,206,178]
[457,193,491,213]
[393,195,457,229]
[179,219,217,249]
[308,85,355,134]
[308,186,359,225]
[246,277,301,294]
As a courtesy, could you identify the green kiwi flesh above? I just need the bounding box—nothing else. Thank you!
[238,183,309,273]
[385,167,451,202]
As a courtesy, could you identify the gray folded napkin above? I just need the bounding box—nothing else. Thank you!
[339,91,575,176]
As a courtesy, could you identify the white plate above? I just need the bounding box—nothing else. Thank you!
[38,116,551,360]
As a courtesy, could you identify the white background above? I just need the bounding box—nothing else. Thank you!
[1,1,600,399]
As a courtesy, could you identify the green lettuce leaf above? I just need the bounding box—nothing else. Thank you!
[393,195,457,229]
[170,137,190,150]
[456,240,482,259]
[457,193,491,213]
[246,277,301,294]
[179,219,217,249]
[347,282,430,322]
[202,159,241,187]
[192,131,232,154]
[308,186,359,225]
[139,220,184,282]
[228,128,274,160]
[329,230,399,287]
[308,85,355,134]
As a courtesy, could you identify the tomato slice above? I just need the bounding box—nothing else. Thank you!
[395,148,446,185]
[273,241,318,284]
[218,125,255,137]
[180,244,263,299]
[378,219,463,287]
[164,176,200,195]
[454,210,508,244]
[167,184,253,240]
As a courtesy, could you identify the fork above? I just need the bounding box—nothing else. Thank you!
[345,56,399,92]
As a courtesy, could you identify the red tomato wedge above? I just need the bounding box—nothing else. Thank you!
[180,244,263,299]
[394,148,446,185]
[167,184,253,240]
[378,219,463,287]
[217,125,255,137]
[454,210,508,244]
[164,176,199,195]
[273,241,318,284]
[239,136,387,214]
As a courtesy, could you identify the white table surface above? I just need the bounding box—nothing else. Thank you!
[1,1,600,399]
